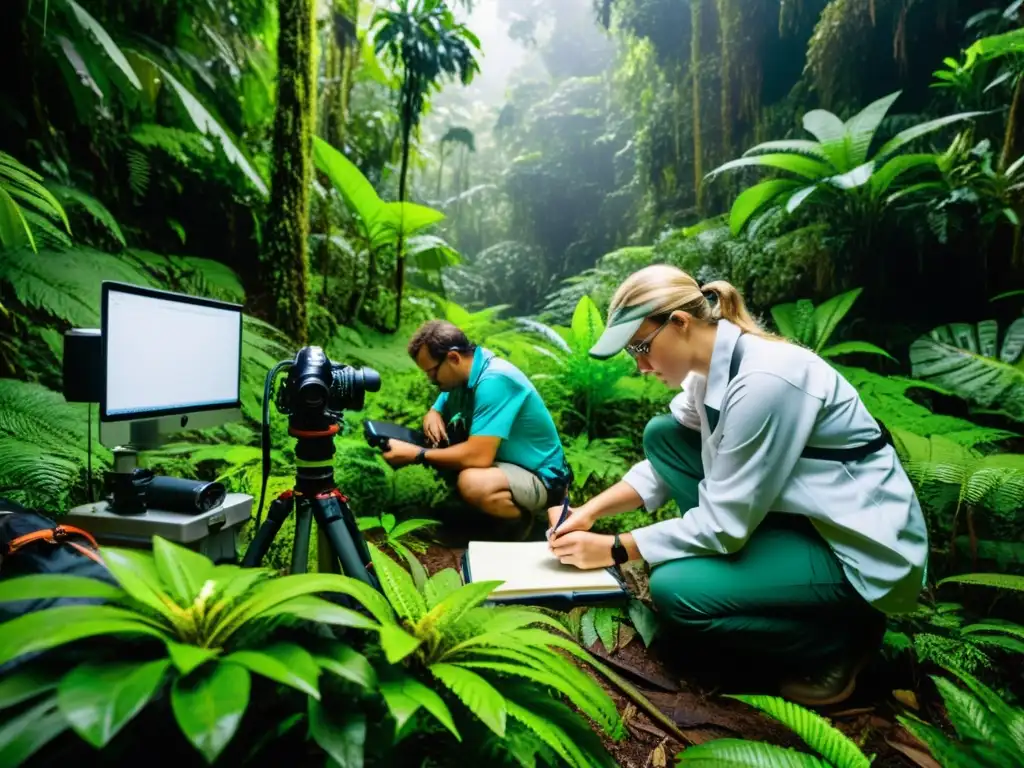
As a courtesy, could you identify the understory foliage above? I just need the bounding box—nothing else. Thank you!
[4,0,1024,766]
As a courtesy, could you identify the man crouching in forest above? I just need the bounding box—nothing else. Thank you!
[381,320,570,540]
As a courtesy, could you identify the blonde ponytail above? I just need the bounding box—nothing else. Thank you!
[701,280,778,340]
[607,265,780,341]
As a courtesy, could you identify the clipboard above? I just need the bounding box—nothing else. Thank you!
[461,545,631,609]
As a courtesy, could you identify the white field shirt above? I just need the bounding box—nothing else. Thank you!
[625,318,929,615]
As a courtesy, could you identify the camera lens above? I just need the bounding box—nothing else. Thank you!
[298,376,328,409]
[360,368,382,393]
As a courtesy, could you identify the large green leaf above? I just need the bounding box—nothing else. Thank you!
[0,186,33,251]
[910,319,1024,421]
[423,568,466,609]
[210,572,394,646]
[378,622,423,663]
[158,66,267,196]
[64,0,142,90]
[151,537,215,606]
[57,659,170,748]
[430,663,505,737]
[0,574,124,604]
[314,642,377,689]
[870,154,939,198]
[742,140,829,161]
[222,643,321,699]
[0,695,70,767]
[810,288,863,351]
[730,694,871,768]
[706,153,834,182]
[729,179,802,234]
[369,201,446,247]
[0,605,170,668]
[0,665,63,710]
[874,111,988,164]
[821,341,896,361]
[308,700,366,767]
[845,91,902,166]
[101,546,182,625]
[571,295,605,350]
[801,109,849,169]
[312,135,381,225]
[171,663,250,763]
[397,671,461,740]
[260,595,381,631]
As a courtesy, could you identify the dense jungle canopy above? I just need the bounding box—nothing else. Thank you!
[2,1,1024,767]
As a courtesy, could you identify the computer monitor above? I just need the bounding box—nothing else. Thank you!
[99,281,243,450]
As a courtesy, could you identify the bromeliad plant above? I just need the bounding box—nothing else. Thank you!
[364,545,624,768]
[0,537,394,766]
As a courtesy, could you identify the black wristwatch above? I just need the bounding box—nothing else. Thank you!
[611,533,628,565]
[415,447,428,465]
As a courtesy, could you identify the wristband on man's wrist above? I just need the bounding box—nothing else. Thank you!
[415,447,428,465]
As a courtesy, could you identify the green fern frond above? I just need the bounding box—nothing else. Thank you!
[836,366,1017,446]
[0,248,156,326]
[21,210,73,249]
[0,151,70,253]
[126,149,150,197]
[0,379,110,510]
[939,573,1024,592]
[129,124,215,166]
[677,738,831,766]
[728,694,871,768]
[46,184,126,246]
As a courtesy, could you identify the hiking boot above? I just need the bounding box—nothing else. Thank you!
[779,649,873,707]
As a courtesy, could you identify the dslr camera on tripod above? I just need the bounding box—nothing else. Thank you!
[242,346,384,590]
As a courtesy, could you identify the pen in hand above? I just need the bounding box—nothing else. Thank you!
[546,495,571,541]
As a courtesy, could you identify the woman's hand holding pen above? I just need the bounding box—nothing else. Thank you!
[545,503,595,537]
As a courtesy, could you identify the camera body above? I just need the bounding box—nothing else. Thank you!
[274,346,381,427]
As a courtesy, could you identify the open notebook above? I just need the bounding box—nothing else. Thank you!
[462,540,629,606]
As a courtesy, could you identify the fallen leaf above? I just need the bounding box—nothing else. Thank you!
[893,689,920,710]
[885,737,940,768]
[651,742,667,768]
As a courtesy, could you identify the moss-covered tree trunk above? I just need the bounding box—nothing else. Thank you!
[262,0,315,344]
[691,0,704,215]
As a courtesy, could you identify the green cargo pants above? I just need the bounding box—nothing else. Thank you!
[642,415,884,673]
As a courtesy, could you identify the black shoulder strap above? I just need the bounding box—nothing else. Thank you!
[728,335,890,463]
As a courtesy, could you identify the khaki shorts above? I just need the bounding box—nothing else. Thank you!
[495,462,550,513]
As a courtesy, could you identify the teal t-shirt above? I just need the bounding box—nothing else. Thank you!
[432,348,566,484]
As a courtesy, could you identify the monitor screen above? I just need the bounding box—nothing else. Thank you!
[101,282,242,421]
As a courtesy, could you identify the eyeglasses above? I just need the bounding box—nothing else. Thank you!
[624,317,670,358]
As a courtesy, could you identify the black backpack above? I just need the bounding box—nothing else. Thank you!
[0,498,117,620]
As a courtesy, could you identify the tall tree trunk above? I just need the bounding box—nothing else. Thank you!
[394,90,415,330]
[262,0,316,344]
[691,0,704,215]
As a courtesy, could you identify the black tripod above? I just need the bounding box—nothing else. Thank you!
[241,422,381,591]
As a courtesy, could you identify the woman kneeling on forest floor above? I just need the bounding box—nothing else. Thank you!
[547,264,929,708]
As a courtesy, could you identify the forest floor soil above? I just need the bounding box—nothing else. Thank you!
[417,541,943,768]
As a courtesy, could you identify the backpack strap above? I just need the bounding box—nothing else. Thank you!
[7,525,105,566]
[727,337,891,463]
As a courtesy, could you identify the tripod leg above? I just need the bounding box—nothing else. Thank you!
[241,494,294,568]
[291,499,313,574]
[317,527,339,574]
[311,492,381,590]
